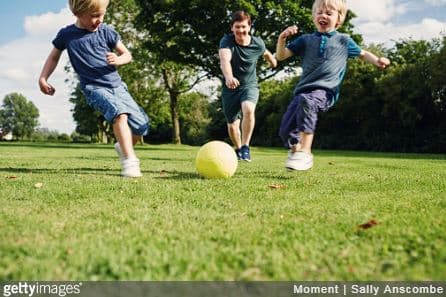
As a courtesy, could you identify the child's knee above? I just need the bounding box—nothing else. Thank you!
[114,113,128,123]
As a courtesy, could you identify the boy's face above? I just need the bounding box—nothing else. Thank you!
[231,19,251,42]
[313,5,339,33]
[76,1,108,32]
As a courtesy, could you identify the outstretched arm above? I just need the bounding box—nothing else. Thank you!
[276,25,298,61]
[360,50,390,69]
[263,49,277,68]
[106,40,132,66]
[219,48,239,89]
[39,47,62,96]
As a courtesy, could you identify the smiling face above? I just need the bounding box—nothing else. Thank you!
[231,19,251,44]
[313,5,339,33]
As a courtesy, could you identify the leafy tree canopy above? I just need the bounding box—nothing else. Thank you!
[0,93,39,139]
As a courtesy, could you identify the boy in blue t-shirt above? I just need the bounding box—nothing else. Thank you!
[276,0,390,171]
[39,0,149,178]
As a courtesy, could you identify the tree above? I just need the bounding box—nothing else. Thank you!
[134,0,360,144]
[135,0,360,80]
[108,0,192,144]
[0,93,39,140]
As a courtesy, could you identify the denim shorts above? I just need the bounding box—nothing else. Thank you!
[222,86,259,123]
[81,83,149,136]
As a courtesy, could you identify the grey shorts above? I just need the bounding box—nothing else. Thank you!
[82,83,149,136]
[221,86,259,123]
[279,89,332,147]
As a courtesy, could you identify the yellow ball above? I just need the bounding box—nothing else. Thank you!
[195,141,238,179]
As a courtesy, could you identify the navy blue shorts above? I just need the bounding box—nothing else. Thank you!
[279,89,332,147]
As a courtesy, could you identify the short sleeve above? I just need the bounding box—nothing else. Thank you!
[347,37,362,58]
[52,28,66,51]
[219,34,233,49]
[286,35,306,56]
[257,37,266,54]
[104,25,120,49]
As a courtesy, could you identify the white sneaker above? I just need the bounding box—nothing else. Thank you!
[114,142,124,161]
[285,151,313,171]
[121,158,142,178]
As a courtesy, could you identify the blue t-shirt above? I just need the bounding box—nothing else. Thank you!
[287,31,361,104]
[53,23,122,88]
[219,34,266,88]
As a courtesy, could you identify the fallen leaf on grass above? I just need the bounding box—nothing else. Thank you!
[357,219,378,230]
[34,182,43,189]
[268,184,286,189]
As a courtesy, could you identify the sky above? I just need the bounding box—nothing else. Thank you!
[0,1,445,134]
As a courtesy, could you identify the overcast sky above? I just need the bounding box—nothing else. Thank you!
[0,0,445,134]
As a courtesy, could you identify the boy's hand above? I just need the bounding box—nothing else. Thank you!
[39,78,55,95]
[279,25,299,40]
[377,57,390,69]
[106,52,119,65]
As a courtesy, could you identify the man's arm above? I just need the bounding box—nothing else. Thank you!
[219,48,239,89]
[359,50,390,69]
[263,49,277,68]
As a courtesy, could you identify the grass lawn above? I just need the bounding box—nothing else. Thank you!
[0,142,445,280]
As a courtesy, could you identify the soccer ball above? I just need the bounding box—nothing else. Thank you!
[195,141,238,179]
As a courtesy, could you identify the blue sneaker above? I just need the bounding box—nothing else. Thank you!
[240,145,251,162]
[235,148,242,161]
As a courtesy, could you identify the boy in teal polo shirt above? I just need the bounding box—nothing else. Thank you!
[219,11,277,161]
[276,0,390,170]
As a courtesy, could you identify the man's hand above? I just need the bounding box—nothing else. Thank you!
[225,76,240,89]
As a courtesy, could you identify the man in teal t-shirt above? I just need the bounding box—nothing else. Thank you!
[219,10,277,161]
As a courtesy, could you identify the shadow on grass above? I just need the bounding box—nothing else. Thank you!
[0,167,118,175]
[0,142,195,152]
[148,169,201,180]
[256,147,446,161]
[0,167,198,179]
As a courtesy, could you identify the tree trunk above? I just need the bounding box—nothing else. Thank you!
[169,91,181,144]
[162,68,182,144]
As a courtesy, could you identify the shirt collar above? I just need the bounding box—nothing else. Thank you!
[315,30,337,37]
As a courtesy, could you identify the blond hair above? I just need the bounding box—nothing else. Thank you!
[69,0,109,15]
[312,0,347,28]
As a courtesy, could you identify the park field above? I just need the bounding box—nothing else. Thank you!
[0,142,445,280]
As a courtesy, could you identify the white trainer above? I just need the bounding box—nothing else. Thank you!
[285,151,313,171]
[114,142,124,161]
[121,158,142,178]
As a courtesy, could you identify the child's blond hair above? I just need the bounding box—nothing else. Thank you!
[312,0,347,28]
[69,0,109,15]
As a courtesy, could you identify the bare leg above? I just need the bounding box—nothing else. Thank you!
[227,119,242,149]
[241,101,256,146]
[132,134,141,146]
[299,132,314,154]
[113,114,137,159]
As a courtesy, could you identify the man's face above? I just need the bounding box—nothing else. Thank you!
[231,19,251,41]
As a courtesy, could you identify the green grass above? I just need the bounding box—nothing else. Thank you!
[0,142,445,280]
